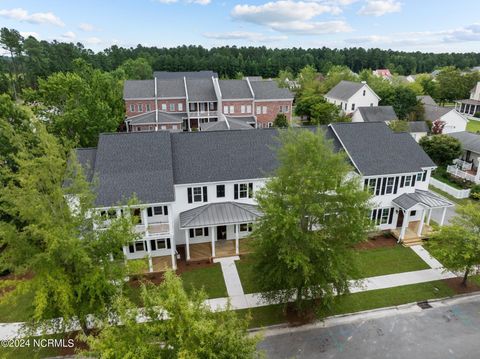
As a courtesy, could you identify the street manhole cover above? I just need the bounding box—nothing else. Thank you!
[417,301,432,309]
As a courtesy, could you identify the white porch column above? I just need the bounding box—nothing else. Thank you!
[427,208,432,225]
[170,244,177,270]
[122,246,128,265]
[141,208,149,236]
[211,226,216,258]
[440,207,447,226]
[146,239,153,273]
[399,210,410,241]
[417,209,426,236]
[235,224,240,255]
[185,230,190,261]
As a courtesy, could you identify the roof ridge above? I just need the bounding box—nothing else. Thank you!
[229,201,258,216]
[182,203,211,227]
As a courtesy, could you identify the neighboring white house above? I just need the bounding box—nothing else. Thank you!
[424,105,467,134]
[446,131,480,184]
[407,121,429,142]
[455,81,480,117]
[75,122,452,272]
[324,81,380,115]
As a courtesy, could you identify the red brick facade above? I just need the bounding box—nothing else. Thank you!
[254,100,293,127]
[125,98,187,117]
[221,100,254,116]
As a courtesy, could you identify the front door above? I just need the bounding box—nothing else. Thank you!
[217,225,227,241]
[396,210,404,227]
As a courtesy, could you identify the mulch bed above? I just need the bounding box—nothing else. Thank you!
[355,233,397,250]
[442,277,480,295]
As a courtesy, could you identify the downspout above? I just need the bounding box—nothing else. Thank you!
[154,77,158,131]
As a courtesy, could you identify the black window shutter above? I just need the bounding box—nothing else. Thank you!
[187,188,192,203]
[166,238,171,249]
[204,227,209,236]
[150,239,156,251]
[381,177,387,195]
[147,207,152,217]
[128,244,134,253]
[375,179,381,195]
[388,208,394,224]
[372,209,377,221]
[189,228,194,238]
[364,178,368,190]
[203,186,208,202]
[400,176,405,188]
[422,171,427,181]
[393,177,399,194]
[412,175,416,187]
[234,184,239,199]
[248,183,253,198]
[164,206,168,215]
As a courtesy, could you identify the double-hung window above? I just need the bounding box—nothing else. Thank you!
[246,105,252,113]
[150,238,171,251]
[161,103,167,111]
[385,177,394,194]
[187,186,208,203]
[241,105,246,113]
[130,104,135,112]
[234,183,253,199]
[189,227,209,238]
[262,106,267,114]
[216,185,225,198]
[169,103,175,111]
[146,104,151,112]
[137,104,143,112]
[404,175,412,187]
[224,105,229,114]
[256,106,261,115]
[178,103,183,111]
[229,105,234,114]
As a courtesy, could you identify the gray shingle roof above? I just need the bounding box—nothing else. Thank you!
[179,202,262,228]
[408,121,429,133]
[154,71,218,80]
[330,122,435,176]
[75,148,97,182]
[93,132,175,207]
[124,80,155,99]
[127,111,185,125]
[200,117,255,131]
[156,79,186,98]
[357,106,398,122]
[186,78,217,101]
[219,80,253,99]
[250,80,293,100]
[325,80,364,101]
[417,95,437,106]
[448,131,480,154]
[392,190,452,210]
[423,105,452,122]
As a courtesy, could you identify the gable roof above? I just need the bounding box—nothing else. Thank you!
[124,80,155,99]
[357,106,398,122]
[330,122,435,176]
[156,78,186,98]
[249,80,293,100]
[154,71,218,80]
[392,190,452,210]
[186,78,217,101]
[127,111,185,125]
[423,105,454,122]
[417,95,437,106]
[200,116,255,131]
[408,121,429,133]
[218,80,253,99]
[76,148,97,182]
[85,132,175,207]
[325,80,366,101]
[448,131,480,154]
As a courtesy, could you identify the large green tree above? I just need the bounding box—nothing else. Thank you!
[26,59,124,147]
[0,27,24,98]
[0,120,138,335]
[419,134,462,166]
[117,57,152,80]
[376,85,418,120]
[85,271,260,358]
[252,129,372,314]
[430,203,480,286]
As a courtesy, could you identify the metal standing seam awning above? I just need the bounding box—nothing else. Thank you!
[179,202,262,229]
[392,190,453,211]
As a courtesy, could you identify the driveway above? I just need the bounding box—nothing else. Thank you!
[430,204,457,226]
[259,295,480,359]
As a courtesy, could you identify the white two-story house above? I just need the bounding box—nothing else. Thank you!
[76,122,452,272]
[324,81,380,115]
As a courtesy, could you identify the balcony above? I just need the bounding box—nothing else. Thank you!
[446,164,479,184]
[189,110,219,118]
[134,222,170,236]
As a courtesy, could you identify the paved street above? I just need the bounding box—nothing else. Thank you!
[259,295,480,359]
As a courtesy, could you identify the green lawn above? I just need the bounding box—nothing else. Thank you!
[429,186,471,206]
[467,120,480,133]
[431,167,465,190]
[239,280,455,328]
[180,263,228,299]
[237,246,430,294]
[353,246,430,279]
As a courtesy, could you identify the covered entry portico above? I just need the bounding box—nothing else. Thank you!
[391,190,453,244]
[179,202,262,261]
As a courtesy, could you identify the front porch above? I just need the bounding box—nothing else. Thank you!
[186,238,254,261]
[391,221,433,245]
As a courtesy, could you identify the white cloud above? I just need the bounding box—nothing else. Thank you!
[0,8,64,26]
[203,31,287,42]
[358,0,401,16]
[85,37,102,45]
[79,23,95,32]
[231,1,351,35]
[20,31,40,39]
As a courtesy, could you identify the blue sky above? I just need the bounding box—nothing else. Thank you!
[1,0,479,53]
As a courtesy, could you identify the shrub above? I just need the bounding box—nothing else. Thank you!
[470,185,480,200]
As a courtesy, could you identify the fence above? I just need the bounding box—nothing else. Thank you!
[429,177,471,199]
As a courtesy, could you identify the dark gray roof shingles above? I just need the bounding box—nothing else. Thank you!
[325,80,364,101]
[128,111,185,125]
[448,131,480,154]
[156,79,186,98]
[357,106,398,122]
[186,78,217,101]
[124,80,155,99]
[219,80,253,99]
[250,80,293,100]
[154,71,218,80]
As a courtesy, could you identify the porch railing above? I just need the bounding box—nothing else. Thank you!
[453,158,473,171]
[134,222,170,236]
[446,165,479,184]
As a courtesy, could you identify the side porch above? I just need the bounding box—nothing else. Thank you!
[391,190,453,246]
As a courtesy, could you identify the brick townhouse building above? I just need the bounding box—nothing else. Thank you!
[123,71,294,132]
